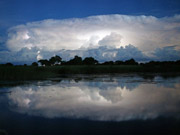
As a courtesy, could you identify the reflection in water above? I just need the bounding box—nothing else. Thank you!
[6,76,180,121]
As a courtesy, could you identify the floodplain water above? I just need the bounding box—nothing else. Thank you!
[0,74,180,135]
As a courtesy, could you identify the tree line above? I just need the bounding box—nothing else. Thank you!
[1,55,180,67]
[34,55,180,66]
[36,55,139,66]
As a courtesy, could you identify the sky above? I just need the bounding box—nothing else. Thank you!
[0,0,180,64]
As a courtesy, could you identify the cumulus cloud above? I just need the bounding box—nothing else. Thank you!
[0,49,48,64]
[152,45,180,61]
[0,44,149,64]
[98,32,122,47]
[58,44,148,61]
[1,14,180,64]
[1,44,180,64]
[6,14,180,52]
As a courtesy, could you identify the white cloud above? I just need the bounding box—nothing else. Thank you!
[1,44,180,64]
[6,14,180,52]
[7,78,180,121]
[1,14,180,64]
[98,32,122,48]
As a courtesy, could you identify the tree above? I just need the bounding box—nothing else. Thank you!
[124,58,138,65]
[115,60,124,65]
[83,57,98,65]
[38,59,51,66]
[31,62,38,66]
[175,60,180,65]
[49,55,62,65]
[102,61,114,65]
[66,55,82,65]
[5,63,13,66]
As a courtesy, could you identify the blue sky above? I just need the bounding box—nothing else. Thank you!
[1,0,180,33]
[0,0,180,64]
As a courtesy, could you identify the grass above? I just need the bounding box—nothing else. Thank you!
[0,65,180,81]
[0,129,8,135]
[0,66,59,81]
[58,65,142,74]
[58,65,180,74]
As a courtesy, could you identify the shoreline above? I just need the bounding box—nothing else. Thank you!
[0,65,180,81]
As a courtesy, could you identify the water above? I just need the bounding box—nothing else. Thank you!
[0,74,180,135]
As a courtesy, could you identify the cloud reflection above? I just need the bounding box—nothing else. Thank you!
[7,76,180,121]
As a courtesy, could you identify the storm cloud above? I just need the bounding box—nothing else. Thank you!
[1,14,180,64]
[6,14,180,52]
[1,44,180,64]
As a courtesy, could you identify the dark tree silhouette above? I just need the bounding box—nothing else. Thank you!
[49,55,62,65]
[102,61,114,65]
[38,59,51,66]
[175,60,180,65]
[61,60,67,65]
[66,56,82,65]
[124,59,138,65]
[115,60,124,65]
[32,62,38,66]
[5,63,13,66]
[83,57,98,65]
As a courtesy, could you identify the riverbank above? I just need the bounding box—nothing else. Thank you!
[0,65,180,80]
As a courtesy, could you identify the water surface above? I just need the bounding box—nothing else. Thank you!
[0,74,180,134]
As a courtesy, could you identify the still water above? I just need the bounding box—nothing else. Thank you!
[0,74,180,134]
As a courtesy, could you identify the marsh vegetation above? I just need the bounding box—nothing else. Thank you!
[0,55,180,80]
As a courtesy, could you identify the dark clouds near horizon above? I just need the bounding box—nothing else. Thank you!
[0,44,180,64]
